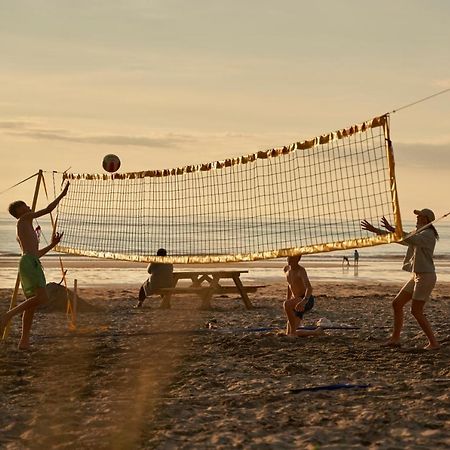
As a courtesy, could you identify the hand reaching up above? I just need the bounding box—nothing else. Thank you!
[380,216,395,232]
[361,219,377,234]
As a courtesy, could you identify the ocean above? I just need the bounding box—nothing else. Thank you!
[1,212,449,287]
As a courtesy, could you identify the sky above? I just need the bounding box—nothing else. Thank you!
[1,0,449,221]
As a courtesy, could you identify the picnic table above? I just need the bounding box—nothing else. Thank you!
[154,270,264,310]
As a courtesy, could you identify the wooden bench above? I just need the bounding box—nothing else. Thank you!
[215,285,266,295]
[152,284,266,310]
[152,287,213,309]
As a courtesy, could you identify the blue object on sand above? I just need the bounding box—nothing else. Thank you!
[212,325,361,334]
[299,325,360,330]
[290,383,370,394]
[217,325,360,333]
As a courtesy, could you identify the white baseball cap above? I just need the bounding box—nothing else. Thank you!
[413,208,435,222]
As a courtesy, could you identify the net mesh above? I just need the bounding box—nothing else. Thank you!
[55,114,403,263]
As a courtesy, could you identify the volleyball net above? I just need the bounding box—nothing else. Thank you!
[55,114,403,263]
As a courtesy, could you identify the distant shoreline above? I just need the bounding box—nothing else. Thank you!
[0,253,408,270]
[1,252,449,269]
[1,254,450,288]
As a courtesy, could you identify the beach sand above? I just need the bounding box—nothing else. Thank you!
[1,280,450,449]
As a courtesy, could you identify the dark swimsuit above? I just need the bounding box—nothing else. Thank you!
[294,295,315,319]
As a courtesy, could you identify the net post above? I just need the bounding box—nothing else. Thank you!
[383,116,403,240]
[58,257,75,330]
[72,279,78,329]
[31,170,44,212]
[2,277,21,341]
[2,170,43,341]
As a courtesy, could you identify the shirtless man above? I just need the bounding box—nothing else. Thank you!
[0,182,69,349]
[283,255,323,337]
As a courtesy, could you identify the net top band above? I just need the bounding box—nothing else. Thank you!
[64,115,387,181]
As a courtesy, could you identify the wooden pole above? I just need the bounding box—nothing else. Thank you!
[384,117,403,240]
[72,279,78,329]
[58,257,73,329]
[44,172,72,330]
[2,170,43,341]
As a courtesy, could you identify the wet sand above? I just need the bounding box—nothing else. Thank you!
[1,281,450,449]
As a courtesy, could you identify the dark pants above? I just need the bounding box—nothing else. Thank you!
[138,281,172,305]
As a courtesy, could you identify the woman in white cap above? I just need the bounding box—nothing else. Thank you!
[361,209,440,350]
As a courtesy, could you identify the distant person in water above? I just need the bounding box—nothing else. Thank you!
[283,255,324,337]
[361,209,440,350]
[342,256,350,266]
[354,249,359,266]
[135,248,174,308]
[0,182,69,349]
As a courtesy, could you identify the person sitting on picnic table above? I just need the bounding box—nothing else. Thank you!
[283,255,324,337]
[135,248,174,308]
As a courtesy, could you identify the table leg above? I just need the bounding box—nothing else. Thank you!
[199,275,222,310]
[199,274,213,284]
[232,274,253,309]
[198,289,213,310]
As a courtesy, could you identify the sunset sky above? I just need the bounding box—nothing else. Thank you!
[1,0,449,220]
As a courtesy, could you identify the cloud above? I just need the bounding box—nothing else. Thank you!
[0,121,195,149]
[3,120,448,165]
[395,142,450,170]
[0,120,263,152]
[0,121,32,130]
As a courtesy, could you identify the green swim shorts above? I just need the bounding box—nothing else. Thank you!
[19,254,46,298]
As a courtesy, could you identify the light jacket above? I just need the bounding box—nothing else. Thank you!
[399,228,436,273]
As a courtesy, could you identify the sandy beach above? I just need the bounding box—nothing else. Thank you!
[2,0,450,448]
[1,276,450,449]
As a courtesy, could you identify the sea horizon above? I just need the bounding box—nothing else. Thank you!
[1,212,449,287]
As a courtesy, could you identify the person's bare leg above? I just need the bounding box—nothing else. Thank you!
[19,307,36,350]
[17,287,48,350]
[283,300,292,334]
[0,292,43,337]
[283,299,300,335]
[135,285,146,308]
[411,300,440,350]
[384,290,412,346]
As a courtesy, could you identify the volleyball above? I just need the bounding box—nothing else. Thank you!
[102,154,121,173]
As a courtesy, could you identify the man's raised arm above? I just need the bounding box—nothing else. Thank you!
[29,182,70,220]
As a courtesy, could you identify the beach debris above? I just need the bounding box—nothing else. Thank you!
[316,317,333,327]
[42,282,98,313]
[205,318,218,329]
